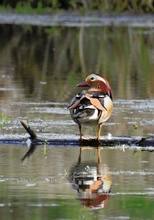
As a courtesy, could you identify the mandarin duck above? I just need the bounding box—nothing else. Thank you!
[68,73,113,140]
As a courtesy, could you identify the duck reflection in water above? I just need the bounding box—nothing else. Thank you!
[69,147,112,210]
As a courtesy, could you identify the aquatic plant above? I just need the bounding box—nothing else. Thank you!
[44,140,47,158]
[0,113,13,128]
[133,124,138,138]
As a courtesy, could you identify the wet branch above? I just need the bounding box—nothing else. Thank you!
[19,120,154,148]
[20,120,37,140]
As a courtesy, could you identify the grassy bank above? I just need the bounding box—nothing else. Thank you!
[0,0,154,14]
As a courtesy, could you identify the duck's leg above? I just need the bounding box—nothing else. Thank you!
[97,147,102,164]
[78,124,90,140]
[97,123,103,140]
[78,124,83,140]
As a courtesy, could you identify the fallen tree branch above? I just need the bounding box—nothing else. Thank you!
[20,120,37,140]
[0,120,154,148]
[19,121,154,147]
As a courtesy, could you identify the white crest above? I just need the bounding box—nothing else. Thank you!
[89,74,107,85]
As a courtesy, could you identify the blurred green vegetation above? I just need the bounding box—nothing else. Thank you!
[0,24,154,102]
[0,0,154,13]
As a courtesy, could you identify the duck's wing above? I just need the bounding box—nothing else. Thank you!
[68,91,86,110]
[68,91,108,112]
[85,92,107,111]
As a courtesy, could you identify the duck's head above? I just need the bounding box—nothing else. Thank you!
[77,73,113,100]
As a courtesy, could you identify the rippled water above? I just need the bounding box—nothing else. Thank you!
[0,99,153,140]
[0,145,154,220]
[0,15,154,220]
[0,98,153,220]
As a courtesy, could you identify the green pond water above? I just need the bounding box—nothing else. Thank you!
[0,14,154,220]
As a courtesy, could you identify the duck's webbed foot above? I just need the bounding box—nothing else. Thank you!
[80,136,93,141]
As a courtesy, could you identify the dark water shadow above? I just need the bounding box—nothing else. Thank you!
[21,142,38,162]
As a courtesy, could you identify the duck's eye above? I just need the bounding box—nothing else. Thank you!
[90,77,95,80]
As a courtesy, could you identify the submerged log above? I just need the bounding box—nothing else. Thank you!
[27,136,154,147]
[20,121,154,148]
[0,120,154,148]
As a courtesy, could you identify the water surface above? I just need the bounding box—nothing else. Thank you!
[0,145,154,220]
[0,16,154,220]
